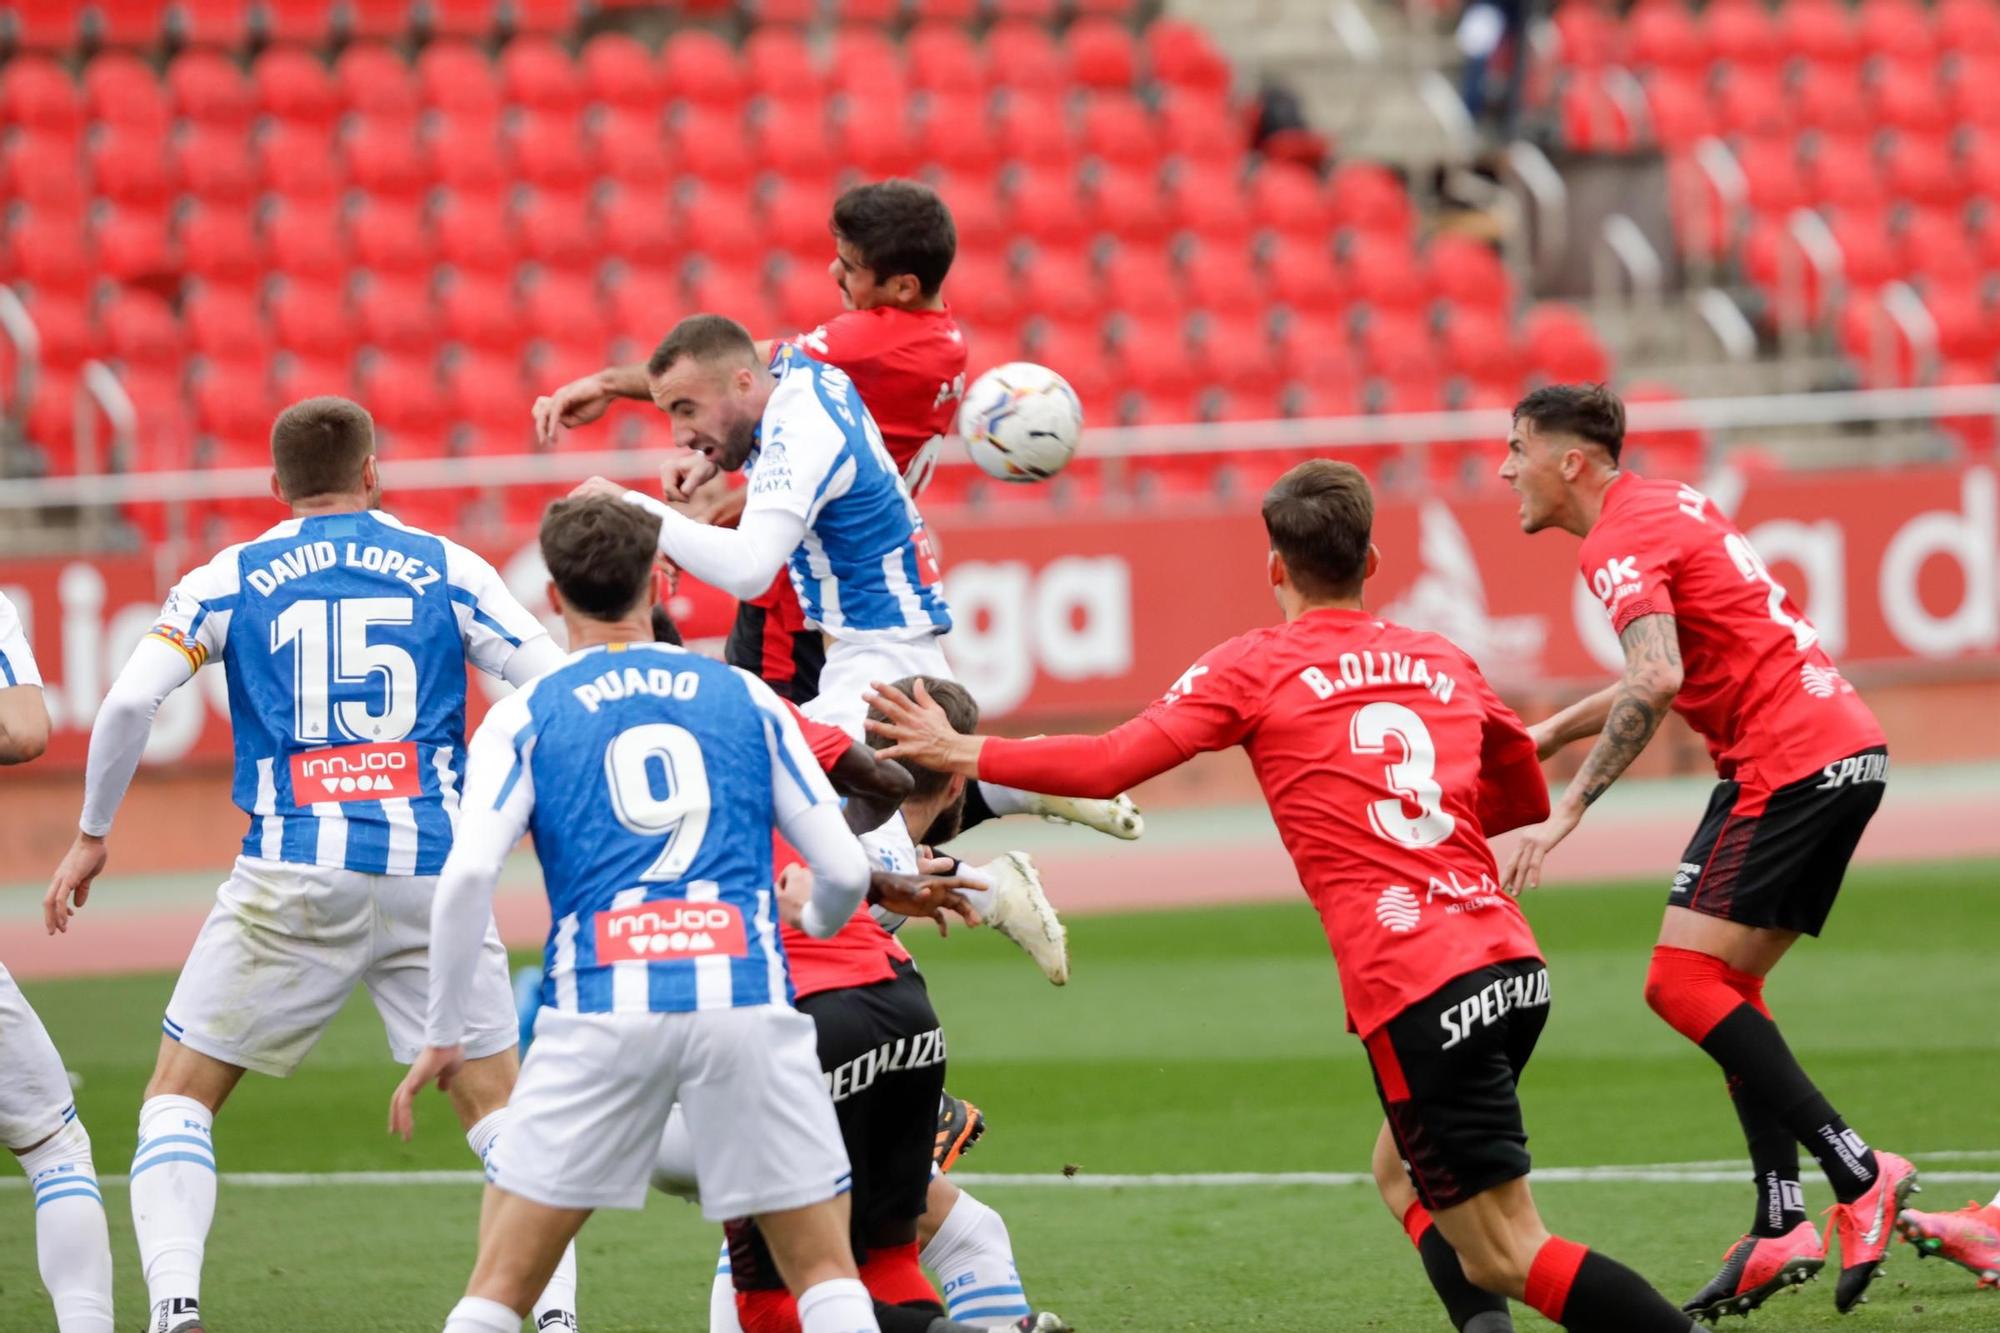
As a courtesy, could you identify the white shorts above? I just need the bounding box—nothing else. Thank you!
[0,964,77,1150]
[804,634,953,741]
[163,856,519,1078]
[495,1004,849,1219]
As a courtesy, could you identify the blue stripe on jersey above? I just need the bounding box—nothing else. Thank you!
[522,645,793,1015]
[449,585,523,647]
[0,653,14,685]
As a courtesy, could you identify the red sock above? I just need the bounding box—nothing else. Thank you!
[1401,1199,1434,1248]
[1723,964,1773,1020]
[859,1242,940,1308]
[737,1287,800,1333]
[1643,946,1748,1043]
[1524,1235,1591,1323]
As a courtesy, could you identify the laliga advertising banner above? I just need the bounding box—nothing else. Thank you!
[1,462,1995,774]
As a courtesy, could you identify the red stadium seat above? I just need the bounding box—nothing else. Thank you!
[1715,68,1791,141]
[1937,0,2000,51]
[599,186,683,273]
[1885,136,1963,211]
[1262,237,1347,317]
[828,27,908,103]
[439,274,523,353]
[268,278,357,363]
[1343,233,1427,316]
[179,0,254,48]
[175,125,259,208]
[350,199,437,279]
[509,0,578,38]
[672,108,757,191]
[520,274,612,359]
[837,102,922,180]
[1019,249,1101,328]
[1522,301,1612,383]
[1427,234,1514,317]
[335,43,422,123]
[593,108,675,189]
[916,94,1002,176]
[264,201,351,286]
[1,59,83,143]
[1158,91,1242,166]
[428,115,512,206]
[683,263,774,331]
[931,170,1012,253]
[1727,138,1808,227]
[582,33,663,111]
[1440,306,1526,392]
[1951,57,2000,132]
[1100,248,1187,323]
[1181,244,1268,320]
[1553,1,1623,69]
[357,352,452,456]
[994,95,1077,171]
[4,3,82,52]
[754,104,838,193]
[1165,165,1253,246]
[353,277,439,355]
[3,137,88,220]
[985,21,1070,95]
[1899,209,1981,287]
[744,28,825,108]
[191,362,275,444]
[516,194,601,279]
[6,212,95,298]
[1326,162,1414,241]
[89,126,178,222]
[905,23,986,95]
[1643,69,1717,151]
[1067,17,1139,91]
[257,123,347,205]
[773,264,837,336]
[1144,20,1233,97]
[909,0,979,20]
[1247,163,1332,241]
[1005,165,1094,253]
[753,179,832,264]
[660,31,748,110]
[178,205,264,294]
[678,182,767,267]
[444,353,533,437]
[1704,0,1785,73]
[1791,66,1874,139]
[1823,211,1900,289]
[1115,320,1204,423]
[95,0,170,49]
[417,41,504,119]
[346,117,434,205]
[1872,67,1953,137]
[946,252,1022,331]
[1626,2,1709,74]
[252,48,342,128]
[501,37,587,115]
[511,112,598,198]
[168,51,257,130]
[1856,0,1935,61]
[262,0,337,45]
[436,199,521,278]
[604,268,685,347]
[1810,137,1882,214]
[1779,0,1866,70]
[91,209,175,285]
[1085,167,1174,255]
[83,53,171,133]
[1619,381,1705,478]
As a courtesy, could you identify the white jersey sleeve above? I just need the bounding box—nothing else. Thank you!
[741,369,857,528]
[737,669,869,937]
[146,548,242,672]
[0,592,42,688]
[426,690,537,1047]
[442,539,559,682]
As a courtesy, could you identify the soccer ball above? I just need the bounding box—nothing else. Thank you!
[958,362,1083,482]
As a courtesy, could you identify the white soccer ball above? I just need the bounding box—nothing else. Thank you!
[958,362,1083,483]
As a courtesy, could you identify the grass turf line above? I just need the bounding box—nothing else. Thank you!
[0,860,1994,1329]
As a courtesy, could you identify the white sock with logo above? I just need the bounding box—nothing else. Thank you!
[466,1109,578,1329]
[921,1189,1031,1327]
[975,782,1035,819]
[130,1095,216,1330]
[22,1118,114,1332]
[709,1240,744,1333]
[443,1296,521,1333]
[796,1277,878,1333]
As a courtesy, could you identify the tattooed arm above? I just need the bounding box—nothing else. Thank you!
[1501,613,1682,892]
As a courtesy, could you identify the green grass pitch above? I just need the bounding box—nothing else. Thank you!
[3,860,1996,1330]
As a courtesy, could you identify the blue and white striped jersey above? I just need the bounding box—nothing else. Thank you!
[463,642,841,1014]
[0,592,42,688]
[745,344,954,643]
[146,510,551,876]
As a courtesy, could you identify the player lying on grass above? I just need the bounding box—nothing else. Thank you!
[1,592,115,1333]
[1499,384,1919,1319]
[867,459,1706,1333]
[534,180,1140,846]
[393,495,889,1333]
[45,397,582,1333]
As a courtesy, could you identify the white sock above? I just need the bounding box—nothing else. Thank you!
[443,1295,521,1333]
[23,1118,114,1333]
[953,863,997,919]
[1990,1188,2000,1209]
[130,1095,216,1328]
[976,782,1035,818]
[467,1109,579,1328]
[921,1189,1030,1326]
[796,1277,878,1333]
[709,1241,743,1333]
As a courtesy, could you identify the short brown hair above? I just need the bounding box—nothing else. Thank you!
[271,396,374,500]
[1261,459,1374,600]
[539,496,658,621]
[831,180,957,296]
[1513,383,1625,463]
[646,313,757,377]
[866,675,978,800]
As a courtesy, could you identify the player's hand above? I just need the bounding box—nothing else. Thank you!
[774,863,814,929]
[1528,718,1565,762]
[568,475,628,502]
[864,679,979,774]
[44,833,108,935]
[532,373,616,448]
[1500,806,1582,895]
[389,1044,465,1142]
[660,451,721,505]
[868,869,983,936]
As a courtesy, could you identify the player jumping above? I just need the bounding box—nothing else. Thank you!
[532,179,1139,845]
[391,495,884,1333]
[1,592,115,1333]
[1497,384,1916,1318]
[44,398,581,1333]
[867,460,1704,1333]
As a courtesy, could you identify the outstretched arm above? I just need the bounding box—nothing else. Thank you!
[1500,613,1683,892]
[573,481,804,602]
[1527,681,1620,759]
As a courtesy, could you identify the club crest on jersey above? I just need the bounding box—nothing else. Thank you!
[290,742,421,804]
[596,901,749,963]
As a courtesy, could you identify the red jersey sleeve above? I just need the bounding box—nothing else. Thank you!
[1135,633,1266,758]
[1463,659,1550,835]
[783,698,854,773]
[791,310,891,374]
[1579,508,1681,637]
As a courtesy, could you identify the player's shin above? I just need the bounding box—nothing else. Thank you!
[22,1119,114,1333]
[466,1108,581,1329]
[1726,1073,1809,1237]
[921,1184,1031,1327]
[130,1094,216,1331]
[1402,1203,1513,1332]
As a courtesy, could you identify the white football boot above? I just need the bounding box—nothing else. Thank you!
[976,851,1070,985]
[1026,790,1144,840]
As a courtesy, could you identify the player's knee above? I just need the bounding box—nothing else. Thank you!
[1371,1145,1416,1220]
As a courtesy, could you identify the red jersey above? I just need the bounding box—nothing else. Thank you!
[775,700,911,999]
[979,609,1549,1039]
[749,306,969,617]
[1579,473,1884,787]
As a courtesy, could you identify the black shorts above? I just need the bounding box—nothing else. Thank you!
[725,598,824,705]
[727,961,946,1289]
[1364,957,1550,1211]
[1672,747,1887,936]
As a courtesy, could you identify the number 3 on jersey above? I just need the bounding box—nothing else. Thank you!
[1349,701,1455,849]
[269,597,417,743]
[604,723,712,881]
